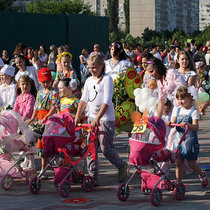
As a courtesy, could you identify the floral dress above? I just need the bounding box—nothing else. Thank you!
[59,97,79,117]
[34,88,58,111]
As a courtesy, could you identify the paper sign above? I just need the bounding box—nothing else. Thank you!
[131,124,147,133]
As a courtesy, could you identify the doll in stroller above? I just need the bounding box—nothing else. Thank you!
[0,110,38,190]
[29,111,97,198]
[117,112,186,206]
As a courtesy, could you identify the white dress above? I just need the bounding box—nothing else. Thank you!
[0,82,16,109]
[15,66,39,91]
[105,59,133,80]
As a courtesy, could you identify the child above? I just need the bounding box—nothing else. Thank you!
[161,99,172,144]
[53,53,77,90]
[57,78,79,117]
[195,61,209,93]
[167,86,208,187]
[27,68,58,178]
[13,75,37,169]
[75,54,127,186]
[0,65,16,110]
[13,75,37,121]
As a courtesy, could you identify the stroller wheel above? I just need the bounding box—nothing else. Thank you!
[25,170,37,184]
[29,177,41,194]
[1,174,13,190]
[150,188,162,206]
[174,183,185,200]
[117,183,130,201]
[82,176,94,192]
[59,180,71,198]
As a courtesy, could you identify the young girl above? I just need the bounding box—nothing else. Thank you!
[174,50,198,87]
[57,78,79,117]
[0,65,16,109]
[167,86,208,187]
[27,67,58,178]
[53,53,77,90]
[13,75,37,121]
[15,55,39,91]
[105,41,133,80]
[13,75,37,169]
[75,54,127,186]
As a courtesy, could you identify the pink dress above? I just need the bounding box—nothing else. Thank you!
[158,68,186,107]
[13,93,36,120]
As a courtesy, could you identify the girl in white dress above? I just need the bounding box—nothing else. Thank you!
[105,41,133,80]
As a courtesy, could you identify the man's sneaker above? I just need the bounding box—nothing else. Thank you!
[118,161,128,183]
[199,171,208,188]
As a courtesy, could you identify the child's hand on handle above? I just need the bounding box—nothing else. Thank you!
[166,121,173,128]
[179,122,187,128]
[91,118,99,128]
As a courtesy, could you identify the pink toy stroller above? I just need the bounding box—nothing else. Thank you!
[29,112,97,198]
[117,116,187,206]
[0,110,38,190]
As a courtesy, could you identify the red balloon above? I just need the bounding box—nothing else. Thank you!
[137,55,142,63]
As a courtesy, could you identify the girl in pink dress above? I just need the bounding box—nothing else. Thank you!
[13,75,37,169]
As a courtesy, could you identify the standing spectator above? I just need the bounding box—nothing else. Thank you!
[167,45,176,67]
[124,43,134,61]
[1,50,10,64]
[15,55,39,90]
[38,45,48,68]
[105,41,133,80]
[151,45,162,61]
[56,46,65,72]
[194,44,205,63]
[133,44,143,66]
[79,48,89,85]
[90,44,106,60]
[0,65,16,109]
[48,45,57,72]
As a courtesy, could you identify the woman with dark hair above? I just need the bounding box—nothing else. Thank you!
[105,41,133,80]
[146,56,186,117]
[38,45,48,68]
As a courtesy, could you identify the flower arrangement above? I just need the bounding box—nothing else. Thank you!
[29,122,45,139]
[113,73,128,107]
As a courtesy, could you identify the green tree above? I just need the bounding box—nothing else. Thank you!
[124,0,129,34]
[106,0,119,34]
[26,0,94,15]
[0,0,14,11]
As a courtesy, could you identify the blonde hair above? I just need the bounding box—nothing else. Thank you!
[87,54,105,84]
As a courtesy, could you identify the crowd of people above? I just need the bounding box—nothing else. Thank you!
[0,39,210,186]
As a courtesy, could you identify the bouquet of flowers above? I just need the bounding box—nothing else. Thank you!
[113,73,128,107]
[29,122,45,139]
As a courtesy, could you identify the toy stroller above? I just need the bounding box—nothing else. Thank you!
[117,114,188,206]
[0,110,38,190]
[29,112,97,198]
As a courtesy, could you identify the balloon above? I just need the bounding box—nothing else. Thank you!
[198,92,209,103]
[51,71,56,80]
[124,67,143,99]
[137,55,142,63]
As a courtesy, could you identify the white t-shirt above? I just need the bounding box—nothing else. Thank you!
[105,59,133,80]
[172,106,199,121]
[81,73,115,121]
[178,69,197,84]
[15,66,39,91]
[0,82,16,109]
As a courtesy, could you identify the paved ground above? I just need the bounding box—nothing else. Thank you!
[0,108,210,210]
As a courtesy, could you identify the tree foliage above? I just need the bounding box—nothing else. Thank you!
[0,0,14,11]
[116,25,210,50]
[124,0,129,34]
[106,0,119,34]
[26,0,94,15]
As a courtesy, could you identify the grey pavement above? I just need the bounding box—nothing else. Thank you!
[0,108,210,210]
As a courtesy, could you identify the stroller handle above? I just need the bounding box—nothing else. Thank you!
[170,123,189,145]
